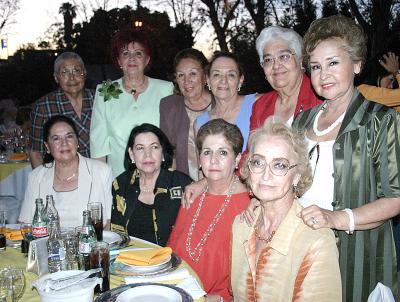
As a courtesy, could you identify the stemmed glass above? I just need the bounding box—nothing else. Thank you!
[1,268,25,301]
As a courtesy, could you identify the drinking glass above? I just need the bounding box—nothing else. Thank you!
[89,242,109,294]
[0,211,6,251]
[20,223,32,254]
[2,268,25,302]
[62,228,79,270]
[87,203,103,241]
[0,270,10,301]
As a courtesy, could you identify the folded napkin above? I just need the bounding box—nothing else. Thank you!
[6,228,23,241]
[116,247,172,266]
[125,268,190,284]
[177,275,207,299]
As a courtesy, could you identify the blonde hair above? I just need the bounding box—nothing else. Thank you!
[241,117,312,197]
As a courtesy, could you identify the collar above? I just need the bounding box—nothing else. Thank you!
[39,154,92,201]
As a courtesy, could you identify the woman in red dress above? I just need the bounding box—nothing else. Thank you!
[168,119,250,302]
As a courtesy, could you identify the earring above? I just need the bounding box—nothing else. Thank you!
[293,184,299,196]
[199,165,202,170]
[237,85,241,92]
[162,158,165,162]
[207,84,211,91]
[131,159,135,164]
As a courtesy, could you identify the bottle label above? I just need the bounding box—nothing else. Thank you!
[79,242,92,254]
[48,248,66,261]
[33,225,48,237]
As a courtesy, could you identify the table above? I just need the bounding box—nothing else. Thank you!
[0,238,205,302]
[0,161,31,223]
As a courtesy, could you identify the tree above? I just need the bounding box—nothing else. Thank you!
[198,0,241,51]
[59,2,77,50]
[0,0,20,36]
[348,0,398,56]
[321,0,339,17]
[293,0,317,36]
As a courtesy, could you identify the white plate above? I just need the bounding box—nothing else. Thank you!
[116,285,182,302]
[124,254,171,270]
[103,231,121,245]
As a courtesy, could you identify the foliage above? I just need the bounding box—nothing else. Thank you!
[0,0,20,36]
[59,2,77,50]
[98,80,123,101]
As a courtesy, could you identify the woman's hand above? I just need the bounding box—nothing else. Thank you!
[299,205,349,230]
[182,178,207,209]
[379,52,399,75]
[240,197,260,226]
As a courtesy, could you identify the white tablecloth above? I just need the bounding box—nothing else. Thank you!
[0,162,31,223]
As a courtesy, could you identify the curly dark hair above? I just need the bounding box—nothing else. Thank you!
[42,115,79,164]
[124,123,174,171]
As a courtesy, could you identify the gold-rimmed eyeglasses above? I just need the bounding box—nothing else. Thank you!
[248,155,297,176]
[261,51,296,68]
[58,68,84,79]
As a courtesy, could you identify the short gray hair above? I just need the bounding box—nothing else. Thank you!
[256,26,303,65]
[54,52,86,76]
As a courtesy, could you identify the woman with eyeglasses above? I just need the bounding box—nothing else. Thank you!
[30,52,94,169]
[231,119,341,301]
[250,26,321,129]
[19,115,113,228]
[90,27,173,178]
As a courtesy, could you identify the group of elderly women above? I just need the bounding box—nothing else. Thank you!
[19,14,400,302]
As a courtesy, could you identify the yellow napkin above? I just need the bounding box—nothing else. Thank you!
[116,247,172,266]
[6,229,23,241]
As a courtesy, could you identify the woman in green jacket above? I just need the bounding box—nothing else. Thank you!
[293,15,400,301]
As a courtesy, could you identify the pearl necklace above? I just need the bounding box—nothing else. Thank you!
[312,104,346,137]
[185,176,238,262]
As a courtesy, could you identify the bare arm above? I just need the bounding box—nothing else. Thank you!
[182,178,207,209]
[29,150,43,169]
[300,197,400,231]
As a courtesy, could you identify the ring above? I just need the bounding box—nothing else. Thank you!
[311,217,317,225]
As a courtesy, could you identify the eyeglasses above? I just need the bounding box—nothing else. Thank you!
[248,155,297,176]
[58,68,84,79]
[261,51,296,68]
[120,50,145,60]
[49,133,77,145]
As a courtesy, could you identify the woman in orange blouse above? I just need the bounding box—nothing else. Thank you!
[231,119,341,302]
[168,119,250,302]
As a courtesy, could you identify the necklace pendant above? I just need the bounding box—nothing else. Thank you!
[131,88,137,95]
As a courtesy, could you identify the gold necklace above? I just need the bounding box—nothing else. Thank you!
[55,171,77,182]
[185,176,238,262]
[129,77,146,95]
[254,218,275,243]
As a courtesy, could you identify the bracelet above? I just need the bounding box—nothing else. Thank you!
[342,208,355,234]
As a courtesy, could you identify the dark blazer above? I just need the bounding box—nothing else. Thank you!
[159,95,190,175]
[111,168,192,246]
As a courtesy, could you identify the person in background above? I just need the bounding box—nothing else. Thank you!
[90,27,173,178]
[19,115,112,228]
[357,51,400,110]
[250,25,321,129]
[232,119,341,301]
[110,123,191,246]
[195,51,256,152]
[160,48,212,180]
[168,119,250,302]
[30,52,94,168]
